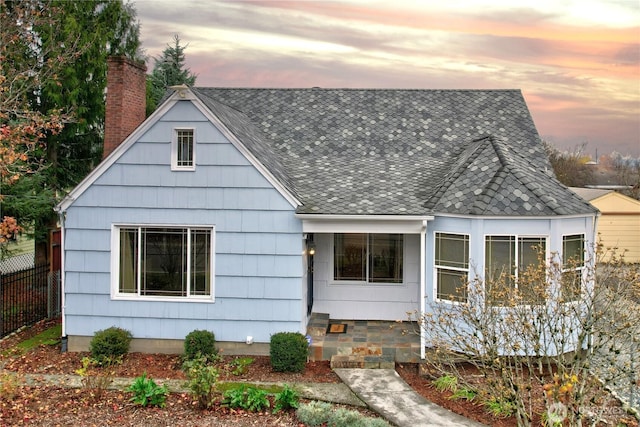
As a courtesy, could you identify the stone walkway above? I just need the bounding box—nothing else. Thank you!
[335,369,486,427]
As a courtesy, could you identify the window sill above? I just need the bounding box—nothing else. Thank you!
[111,294,215,303]
[330,280,405,286]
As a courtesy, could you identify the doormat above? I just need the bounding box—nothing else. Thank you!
[327,323,348,334]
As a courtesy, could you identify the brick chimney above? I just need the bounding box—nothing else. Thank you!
[104,56,147,158]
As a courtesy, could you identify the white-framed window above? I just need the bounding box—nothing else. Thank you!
[333,233,403,284]
[112,225,214,301]
[561,234,585,302]
[485,235,547,305]
[171,128,195,170]
[435,232,469,302]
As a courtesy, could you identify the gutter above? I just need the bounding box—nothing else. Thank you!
[420,219,427,360]
[54,206,67,351]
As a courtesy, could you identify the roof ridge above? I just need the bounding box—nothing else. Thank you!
[488,137,595,215]
[192,88,246,115]
[192,87,522,93]
[424,136,493,209]
[489,137,569,214]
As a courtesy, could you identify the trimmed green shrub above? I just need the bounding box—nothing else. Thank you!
[269,332,308,372]
[184,329,216,361]
[89,326,132,364]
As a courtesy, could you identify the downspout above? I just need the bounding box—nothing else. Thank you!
[420,220,427,360]
[56,208,67,351]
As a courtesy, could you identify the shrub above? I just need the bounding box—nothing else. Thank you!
[182,355,219,409]
[432,374,458,392]
[273,384,299,412]
[328,407,363,427]
[229,356,254,375]
[0,371,22,400]
[484,397,516,418]
[74,356,114,401]
[296,401,332,426]
[296,401,391,427]
[450,387,477,402]
[89,326,132,364]
[223,385,270,412]
[128,373,168,407]
[362,418,392,427]
[269,332,308,372]
[184,330,216,361]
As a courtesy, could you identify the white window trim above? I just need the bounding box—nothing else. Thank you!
[433,232,470,304]
[330,233,406,286]
[561,233,586,302]
[171,127,196,171]
[483,234,549,306]
[110,224,215,302]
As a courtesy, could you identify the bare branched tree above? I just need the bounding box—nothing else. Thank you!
[415,247,639,426]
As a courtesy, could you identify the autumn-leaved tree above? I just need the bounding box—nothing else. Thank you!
[0,0,142,261]
[0,0,73,257]
[146,34,197,115]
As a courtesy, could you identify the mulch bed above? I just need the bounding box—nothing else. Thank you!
[2,318,638,427]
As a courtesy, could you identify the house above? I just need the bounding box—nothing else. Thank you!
[0,234,35,274]
[570,187,640,263]
[56,57,598,357]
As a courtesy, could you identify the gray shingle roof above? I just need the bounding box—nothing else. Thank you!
[189,88,597,217]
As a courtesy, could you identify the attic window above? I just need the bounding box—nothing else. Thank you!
[172,128,195,170]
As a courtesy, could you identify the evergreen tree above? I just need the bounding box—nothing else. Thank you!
[146,34,197,115]
[0,0,142,260]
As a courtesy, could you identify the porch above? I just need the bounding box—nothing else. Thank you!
[306,313,422,368]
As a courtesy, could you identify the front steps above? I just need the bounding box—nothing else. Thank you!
[330,354,395,369]
[307,312,420,367]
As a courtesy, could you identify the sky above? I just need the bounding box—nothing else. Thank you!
[134,0,640,157]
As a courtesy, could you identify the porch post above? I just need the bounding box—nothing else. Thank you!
[420,220,427,359]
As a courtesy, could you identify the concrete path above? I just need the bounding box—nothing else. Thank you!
[335,368,486,427]
[18,371,486,426]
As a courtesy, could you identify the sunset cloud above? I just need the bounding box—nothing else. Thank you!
[135,0,640,155]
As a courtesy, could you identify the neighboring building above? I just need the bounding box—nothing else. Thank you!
[571,187,640,263]
[0,235,35,274]
[56,57,598,356]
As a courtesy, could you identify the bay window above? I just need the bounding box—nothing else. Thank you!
[435,233,469,302]
[485,235,546,305]
[561,234,584,302]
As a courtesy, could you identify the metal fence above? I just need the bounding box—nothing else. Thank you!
[0,264,61,338]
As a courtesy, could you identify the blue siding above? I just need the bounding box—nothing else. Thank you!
[63,100,304,344]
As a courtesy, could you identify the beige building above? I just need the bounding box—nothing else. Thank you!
[571,187,640,263]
